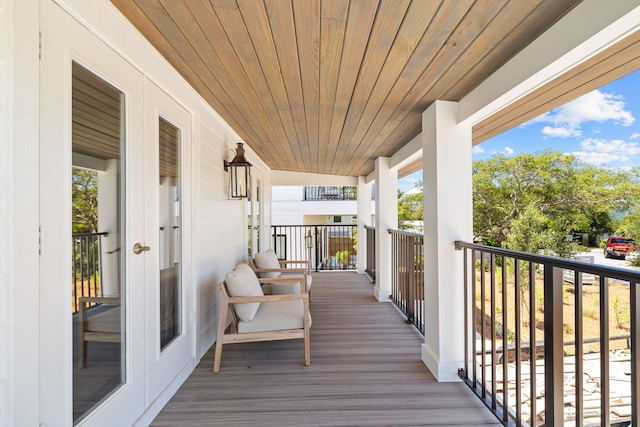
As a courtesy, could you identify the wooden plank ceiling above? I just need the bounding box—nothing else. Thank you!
[111,0,581,177]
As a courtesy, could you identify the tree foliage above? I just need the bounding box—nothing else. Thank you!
[473,151,639,256]
[72,168,98,233]
[398,188,424,232]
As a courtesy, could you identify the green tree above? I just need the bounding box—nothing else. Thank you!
[72,168,98,233]
[398,188,423,231]
[473,151,637,255]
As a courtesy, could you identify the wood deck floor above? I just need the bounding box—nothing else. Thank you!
[151,272,501,426]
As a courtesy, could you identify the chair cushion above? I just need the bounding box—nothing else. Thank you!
[86,305,121,334]
[271,274,312,295]
[253,249,282,278]
[237,299,311,333]
[225,263,264,322]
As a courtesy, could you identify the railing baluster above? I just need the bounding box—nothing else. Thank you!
[481,251,487,399]
[529,261,536,425]
[544,265,564,426]
[71,232,108,314]
[575,271,584,427]
[600,276,610,426]
[463,246,469,381]
[515,258,522,427]
[472,249,478,390]
[490,253,497,410]
[501,255,508,423]
[632,281,640,427]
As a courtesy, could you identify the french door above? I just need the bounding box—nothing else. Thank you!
[143,81,193,402]
[40,2,192,425]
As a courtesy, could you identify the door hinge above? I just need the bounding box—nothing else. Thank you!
[39,32,43,61]
[38,226,44,255]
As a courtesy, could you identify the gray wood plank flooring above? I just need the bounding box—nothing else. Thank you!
[151,272,501,426]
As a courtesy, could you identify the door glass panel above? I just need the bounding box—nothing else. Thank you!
[159,117,181,350]
[71,62,125,422]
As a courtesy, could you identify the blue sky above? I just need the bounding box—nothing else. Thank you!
[398,69,640,193]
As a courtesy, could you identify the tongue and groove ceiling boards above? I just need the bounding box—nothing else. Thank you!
[111,0,582,177]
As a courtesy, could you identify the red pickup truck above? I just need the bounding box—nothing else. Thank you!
[603,236,637,259]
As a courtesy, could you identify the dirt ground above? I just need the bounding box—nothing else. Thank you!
[476,271,631,356]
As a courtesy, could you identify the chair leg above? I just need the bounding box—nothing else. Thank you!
[213,341,223,374]
[304,330,310,366]
[213,299,228,374]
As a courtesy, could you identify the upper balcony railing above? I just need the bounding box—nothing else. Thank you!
[303,186,357,201]
[455,241,640,427]
[270,224,357,272]
[72,232,107,314]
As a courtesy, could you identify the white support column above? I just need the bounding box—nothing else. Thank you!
[421,101,472,382]
[98,159,121,297]
[357,176,372,275]
[374,157,397,302]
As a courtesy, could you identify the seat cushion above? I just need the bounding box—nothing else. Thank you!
[253,249,282,278]
[237,299,311,333]
[225,263,264,322]
[271,274,312,295]
[86,305,121,334]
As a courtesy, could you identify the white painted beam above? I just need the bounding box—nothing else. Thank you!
[459,0,640,126]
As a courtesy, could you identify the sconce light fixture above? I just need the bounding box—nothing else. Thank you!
[223,143,252,199]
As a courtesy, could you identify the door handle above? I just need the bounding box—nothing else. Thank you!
[133,243,151,255]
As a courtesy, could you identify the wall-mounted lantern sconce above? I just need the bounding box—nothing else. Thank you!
[223,143,252,199]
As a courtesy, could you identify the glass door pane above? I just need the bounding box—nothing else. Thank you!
[158,118,181,350]
[71,62,126,422]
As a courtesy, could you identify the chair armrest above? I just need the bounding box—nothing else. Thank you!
[254,267,307,275]
[79,296,120,305]
[227,293,308,304]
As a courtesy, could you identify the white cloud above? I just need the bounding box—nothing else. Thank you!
[399,176,419,186]
[580,138,640,156]
[568,151,622,165]
[524,90,635,138]
[541,125,582,138]
[472,146,485,154]
[631,133,640,140]
[502,147,514,155]
[566,138,640,165]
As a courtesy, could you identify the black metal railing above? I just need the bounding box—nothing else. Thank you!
[270,225,357,271]
[303,186,357,201]
[72,232,107,314]
[389,229,424,333]
[455,241,640,427]
[365,225,376,283]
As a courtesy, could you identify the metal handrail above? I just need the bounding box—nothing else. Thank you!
[455,240,640,426]
[72,232,108,314]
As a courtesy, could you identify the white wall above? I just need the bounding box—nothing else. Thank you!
[3,1,40,426]
[3,0,273,424]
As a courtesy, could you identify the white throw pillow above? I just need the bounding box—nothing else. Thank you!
[225,263,263,321]
[253,249,282,278]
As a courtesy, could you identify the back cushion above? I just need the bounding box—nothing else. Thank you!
[253,249,282,278]
[225,263,263,321]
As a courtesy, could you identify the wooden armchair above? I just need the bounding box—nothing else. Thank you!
[214,263,311,373]
[78,296,121,368]
[250,249,312,297]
